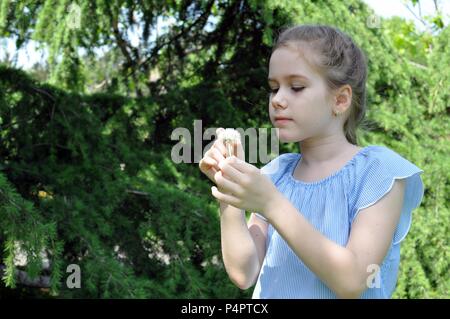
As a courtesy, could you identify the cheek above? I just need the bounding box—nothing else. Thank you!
[268,103,272,118]
[268,102,276,122]
[290,96,330,134]
[291,93,316,121]
[302,90,330,118]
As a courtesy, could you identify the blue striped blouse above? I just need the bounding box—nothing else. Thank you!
[252,145,424,299]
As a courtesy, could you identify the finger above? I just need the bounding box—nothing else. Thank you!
[211,186,240,207]
[216,127,225,139]
[204,148,218,164]
[227,156,255,174]
[214,170,243,195]
[201,156,218,169]
[234,138,245,161]
[199,158,218,181]
[216,127,232,157]
[210,147,226,163]
[218,157,246,183]
[213,138,228,158]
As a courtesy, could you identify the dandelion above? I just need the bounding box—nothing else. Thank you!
[218,128,241,157]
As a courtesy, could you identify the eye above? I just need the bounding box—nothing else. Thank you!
[268,87,305,94]
[269,88,278,94]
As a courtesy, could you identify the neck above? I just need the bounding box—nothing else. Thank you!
[298,135,355,166]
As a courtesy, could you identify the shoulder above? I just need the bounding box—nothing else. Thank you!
[353,145,423,180]
[349,145,425,244]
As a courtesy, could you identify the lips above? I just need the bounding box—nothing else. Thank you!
[274,116,293,123]
[274,117,293,126]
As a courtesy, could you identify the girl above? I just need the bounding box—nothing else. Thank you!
[198,24,424,299]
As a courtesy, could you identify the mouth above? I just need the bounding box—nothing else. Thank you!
[274,117,293,125]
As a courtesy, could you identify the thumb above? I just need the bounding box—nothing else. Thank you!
[216,127,225,138]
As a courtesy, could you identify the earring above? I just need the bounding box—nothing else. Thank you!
[333,110,341,116]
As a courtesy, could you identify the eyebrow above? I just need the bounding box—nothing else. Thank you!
[267,74,309,82]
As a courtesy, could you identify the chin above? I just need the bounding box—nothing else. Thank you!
[276,131,301,143]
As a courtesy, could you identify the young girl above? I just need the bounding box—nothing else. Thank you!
[199,24,424,299]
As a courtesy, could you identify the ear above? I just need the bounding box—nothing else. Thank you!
[333,85,352,114]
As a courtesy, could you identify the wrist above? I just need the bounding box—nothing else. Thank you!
[220,201,244,215]
[262,191,285,222]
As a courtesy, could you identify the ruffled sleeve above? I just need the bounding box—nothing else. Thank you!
[349,146,424,245]
[254,153,295,222]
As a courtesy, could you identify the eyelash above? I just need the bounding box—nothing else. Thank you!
[269,87,305,94]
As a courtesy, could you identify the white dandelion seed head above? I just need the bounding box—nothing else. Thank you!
[218,128,241,144]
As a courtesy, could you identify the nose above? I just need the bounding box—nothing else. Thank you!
[271,90,287,109]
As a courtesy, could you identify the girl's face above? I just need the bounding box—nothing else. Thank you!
[268,45,338,143]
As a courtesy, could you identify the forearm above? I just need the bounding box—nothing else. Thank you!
[264,196,366,298]
[219,202,260,289]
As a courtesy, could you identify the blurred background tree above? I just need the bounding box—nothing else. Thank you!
[0,0,448,298]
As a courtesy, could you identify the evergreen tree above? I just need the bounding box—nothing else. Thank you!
[0,0,448,298]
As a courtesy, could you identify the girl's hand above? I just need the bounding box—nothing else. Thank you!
[211,156,281,215]
[199,128,245,183]
[199,129,227,183]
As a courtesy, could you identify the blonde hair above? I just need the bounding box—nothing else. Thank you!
[272,24,368,145]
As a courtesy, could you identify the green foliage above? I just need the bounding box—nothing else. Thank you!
[0,65,244,298]
[0,170,62,294]
[0,0,448,298]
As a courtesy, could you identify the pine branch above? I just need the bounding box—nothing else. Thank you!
[134,0,216,77]
[0,264,51,288]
